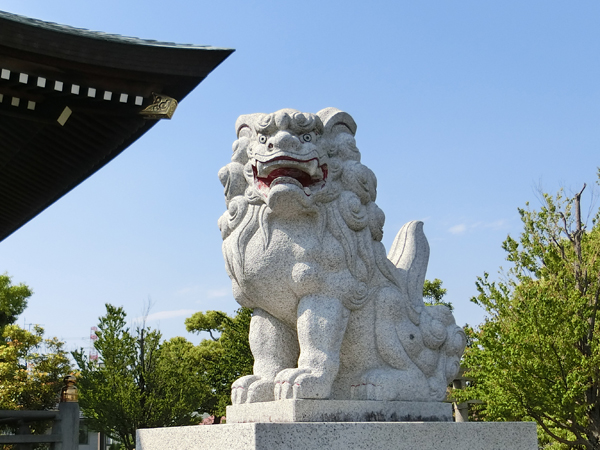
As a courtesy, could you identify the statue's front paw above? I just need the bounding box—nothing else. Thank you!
[231,375,259,404]
[247,378,276,403]
[351,369,396,401]
[232,375,277,404]
[273,368,332,400]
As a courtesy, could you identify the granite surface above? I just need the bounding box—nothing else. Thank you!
[219,108,466,404]
[137,422,538,450]
[226,399,452,423]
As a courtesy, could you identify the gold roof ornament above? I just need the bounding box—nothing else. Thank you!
[139,93,178,120]
[60,375,78,402]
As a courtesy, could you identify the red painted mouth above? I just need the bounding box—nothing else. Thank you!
[253,157,327,193]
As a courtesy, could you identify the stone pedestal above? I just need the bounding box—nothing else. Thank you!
[226,400,452,423]
[136,421,538,450]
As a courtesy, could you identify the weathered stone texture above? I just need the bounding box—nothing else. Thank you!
[219,108,466,405]
[137,422,538,450]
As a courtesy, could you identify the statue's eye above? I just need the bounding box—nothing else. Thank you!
[258,135,267,144]
[302,134,312,142]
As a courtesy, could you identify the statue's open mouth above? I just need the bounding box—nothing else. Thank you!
[253,157,327,195]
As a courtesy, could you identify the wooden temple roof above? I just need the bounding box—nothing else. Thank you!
[0,10,233,241]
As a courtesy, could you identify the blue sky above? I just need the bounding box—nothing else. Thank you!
[1,1,599,353]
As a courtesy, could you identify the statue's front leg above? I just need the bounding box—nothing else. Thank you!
[274,295,350,400]
[231,308,299,404]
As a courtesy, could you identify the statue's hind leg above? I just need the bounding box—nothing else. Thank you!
[274,295,350,400]
[231,308,299,404]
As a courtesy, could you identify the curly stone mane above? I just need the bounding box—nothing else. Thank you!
[218,108,405,310]
[218,108,465,404]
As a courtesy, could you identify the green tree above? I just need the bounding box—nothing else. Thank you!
[456,183,600,449]
[423,278,453,310]
[185,307,253,418]
[0,274,32,333]
[74,304,213,450]
[0,275,71,437]
[0,324,71,412]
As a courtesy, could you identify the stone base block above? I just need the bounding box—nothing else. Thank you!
[226,399,452,423]
[137,422,538,450]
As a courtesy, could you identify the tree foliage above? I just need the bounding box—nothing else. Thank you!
[423,278,453,310]
[185,307,253,418]
[0,275,71,438]
[0,274,32,333]
[0,325,70,412]
[456,184,600,449]
[74,304,213,450]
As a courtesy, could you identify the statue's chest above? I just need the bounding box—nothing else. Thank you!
[242,221,345,284]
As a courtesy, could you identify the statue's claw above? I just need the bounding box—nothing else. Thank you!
[351,369,394,401]
[274,368,331,400]
[274,368,309,400]
[231,375,260,404]
[232,375,278,403]
[246,378,276,403]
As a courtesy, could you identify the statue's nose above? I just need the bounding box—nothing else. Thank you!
[267,131,299,152]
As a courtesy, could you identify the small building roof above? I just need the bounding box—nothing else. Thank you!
[0,10,233,241]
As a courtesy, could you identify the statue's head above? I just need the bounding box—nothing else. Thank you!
[237,109,326,204]
[219,108,384,244]
[220,108,372,213]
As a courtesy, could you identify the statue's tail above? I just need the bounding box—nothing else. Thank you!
[387,222,453,350]
[375,220,466,396]
[387,220,430,310]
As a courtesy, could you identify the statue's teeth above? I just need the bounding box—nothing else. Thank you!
[256,161,267,177]
[304,187,311,195]
[306,159,319,176]
[255,159,322,180]
[312,167,323,181]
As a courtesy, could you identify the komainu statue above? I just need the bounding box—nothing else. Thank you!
[218,108,466,404]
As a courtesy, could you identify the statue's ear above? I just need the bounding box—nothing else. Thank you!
[235,113,265,138]
[317,107,357,137]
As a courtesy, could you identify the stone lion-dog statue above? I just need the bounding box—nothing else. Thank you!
[218,108,466,404]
